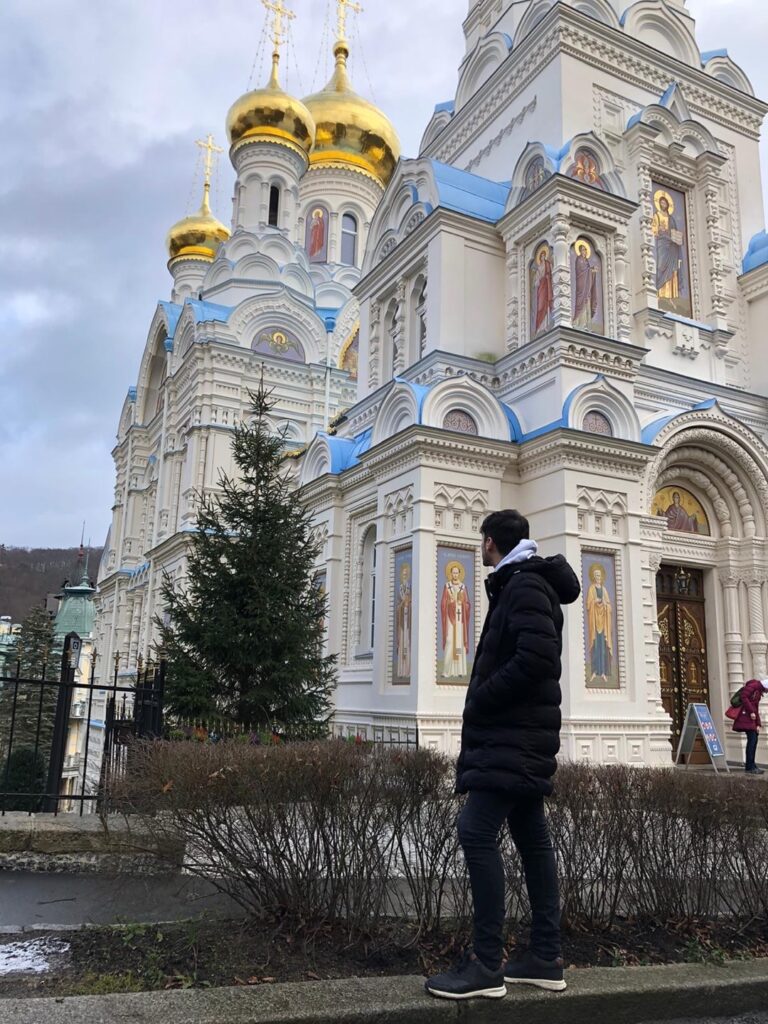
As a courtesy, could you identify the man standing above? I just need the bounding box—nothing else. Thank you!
[426,509,580,1001]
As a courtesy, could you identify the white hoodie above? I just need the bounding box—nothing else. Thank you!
[491,538,538,572]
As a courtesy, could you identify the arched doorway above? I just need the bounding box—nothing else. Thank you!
[656,565,709,742]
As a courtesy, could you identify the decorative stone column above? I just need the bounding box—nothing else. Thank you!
[392,282,407,374]
[721,573,745,695]
[625,122,659,309]
[697,152,729,330]
[551,214,571,327]
[614,231,632,342]
[504,243,520,350]
[368,301,381,389]
[746,575,768,678]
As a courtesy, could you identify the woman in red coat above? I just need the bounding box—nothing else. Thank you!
[732,678,768,774]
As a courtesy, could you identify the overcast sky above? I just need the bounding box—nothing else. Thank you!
[1,0,767,550]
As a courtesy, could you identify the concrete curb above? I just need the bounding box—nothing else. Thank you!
[1,960,767,1023]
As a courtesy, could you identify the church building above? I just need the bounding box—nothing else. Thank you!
[96,0,768,767]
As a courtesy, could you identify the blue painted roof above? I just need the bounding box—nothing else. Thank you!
[641,400,717,444]
[316,305,341,331]
[320,428,373,474]
[434,100,455,114]
[743,230,768,274]
[186,299,234,324]
[500,402,523,442]
[394,377,431,418]
[429,161,511,223]
[701,49,728,64]
[159,300,182,338]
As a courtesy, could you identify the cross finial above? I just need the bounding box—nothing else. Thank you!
[195,133,224,213]
[336,0,362,44]
[262,0,295,56]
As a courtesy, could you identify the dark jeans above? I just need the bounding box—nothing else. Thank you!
[745,731,759,771]
[457,789,561,971]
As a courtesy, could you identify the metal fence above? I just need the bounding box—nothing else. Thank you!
[0,632,165,816]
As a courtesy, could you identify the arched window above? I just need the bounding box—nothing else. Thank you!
[268,185,280,227]
[582,410,613,436]
[360,526,377,653]
[443,409,479,435]
[341,213,358,265]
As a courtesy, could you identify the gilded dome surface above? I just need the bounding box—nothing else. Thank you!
[166,186,230,264]
[226,58,316,156]
[303,42,400,187]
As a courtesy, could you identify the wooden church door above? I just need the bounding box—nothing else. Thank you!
[656,566,710,743]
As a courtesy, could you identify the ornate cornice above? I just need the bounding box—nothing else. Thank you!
[424,4,767,168]
[518,428,654,480]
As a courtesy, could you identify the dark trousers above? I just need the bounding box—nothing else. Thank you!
[745,730,759,771]
[457,789,561,971]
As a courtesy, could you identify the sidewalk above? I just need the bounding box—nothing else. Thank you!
[1,960,766,1024]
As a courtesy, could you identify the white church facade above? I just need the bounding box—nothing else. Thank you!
[96,0,768,767]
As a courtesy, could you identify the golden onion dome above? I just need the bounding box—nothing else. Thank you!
[226,55,316,156]
[302,41,400,188]
[165,184,230,265]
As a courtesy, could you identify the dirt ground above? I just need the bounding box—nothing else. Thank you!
[1,917,767,999]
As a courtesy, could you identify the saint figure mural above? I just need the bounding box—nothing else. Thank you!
[306,207,328,263]
[664,491,699,534]
[651,187,691,315]
[586,563,613,685]
[531,242,554,338]
[440,561,471,680]
[571,239,602,333]
[395,561,412,680]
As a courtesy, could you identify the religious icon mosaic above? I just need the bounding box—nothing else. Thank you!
[530,241,554,339]
[523,156,550,196]
[651,182,692,317]
[567,148,606,190]
[252,328,306,362]
[436,546,475,685]
[582,552,620,689]
[392,548,412,684]
[570,237,604,334]
[306,205,329,263]
[339,326,359,379]
[652,486,710,536]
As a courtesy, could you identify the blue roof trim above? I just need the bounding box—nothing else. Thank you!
[394,377,431,419]
[429,161,511,223]
[500,402,523,442]
[521,417,567,442]
[164,338,174,353]
[186,299,234,324]
[127,386,137,402]
[434,100,455,114]
[701,48,728,64]
[743,230,768,274]
[641,413,677,445]
[158,300,182,339]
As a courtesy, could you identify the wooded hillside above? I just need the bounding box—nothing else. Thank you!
[0,546,103,623]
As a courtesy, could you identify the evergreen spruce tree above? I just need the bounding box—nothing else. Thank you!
[10,604,56,680]
[159,383,335,734]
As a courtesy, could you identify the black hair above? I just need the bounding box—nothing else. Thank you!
[480,509,529,556]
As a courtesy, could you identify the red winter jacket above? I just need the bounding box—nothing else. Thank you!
[732,679,765,733]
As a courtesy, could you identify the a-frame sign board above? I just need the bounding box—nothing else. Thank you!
[675,703,730,773]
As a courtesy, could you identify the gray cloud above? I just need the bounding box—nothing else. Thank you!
[1,0,765,547]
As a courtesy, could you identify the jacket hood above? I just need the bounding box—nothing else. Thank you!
[513,554,581,605]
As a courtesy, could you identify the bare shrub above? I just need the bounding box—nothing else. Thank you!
[113,743,768,941]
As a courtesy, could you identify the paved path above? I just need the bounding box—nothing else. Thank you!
[0,871,239,931]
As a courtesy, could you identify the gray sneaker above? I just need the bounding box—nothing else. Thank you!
[503,951,567,991]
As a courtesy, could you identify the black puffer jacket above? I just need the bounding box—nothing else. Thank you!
[456,555,580,797]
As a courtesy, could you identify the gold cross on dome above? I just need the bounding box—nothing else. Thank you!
[262,0,295,53]
[336,0,362,43]
[195,133,224,190]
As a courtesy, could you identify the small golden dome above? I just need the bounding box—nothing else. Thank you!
[166,185,230,265]
[303,42,400,188]
[226,55,316,156]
